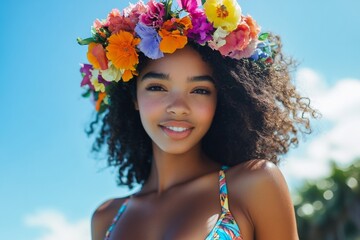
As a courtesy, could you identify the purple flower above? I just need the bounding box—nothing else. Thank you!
[97,74,109,86]
[80,64,94,90]
[80,64,110,90]
[139,0,165,28]
[135,23,164,59]
[187,11,214,45]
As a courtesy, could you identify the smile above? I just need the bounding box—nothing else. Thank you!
[160,126,193,140]
[165,126,190,132]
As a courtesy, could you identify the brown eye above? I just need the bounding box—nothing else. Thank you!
[192,88,211,95]
[146,85,166,91]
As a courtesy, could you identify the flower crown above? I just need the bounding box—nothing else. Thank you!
[78,0,276,113]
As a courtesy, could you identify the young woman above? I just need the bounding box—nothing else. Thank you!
[78,0,317,239]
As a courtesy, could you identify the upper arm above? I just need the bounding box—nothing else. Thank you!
[91,198,126,240]
[230,160,299,240]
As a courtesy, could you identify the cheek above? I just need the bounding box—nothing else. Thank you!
[192,97,217,124]
[137,95,163,122]
[138,94,162,109]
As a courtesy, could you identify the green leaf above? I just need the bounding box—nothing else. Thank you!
[201,0,206,5]
[77,37,95,45]
[98,104,108,114]
[81,89,92,98]
[258,33,269,41]
[164,0,173,19]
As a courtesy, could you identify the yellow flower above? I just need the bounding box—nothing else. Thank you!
[106,31,140,70]
[91,79,106,92]
[204,0,242,32]
[90,69,106,92]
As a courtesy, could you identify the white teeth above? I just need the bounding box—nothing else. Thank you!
[166,126,189,132]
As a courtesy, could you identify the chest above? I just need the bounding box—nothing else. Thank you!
[110,188,216,239]
[108,187,252,240]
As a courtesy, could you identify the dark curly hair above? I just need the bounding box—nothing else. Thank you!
[87,34,318,189]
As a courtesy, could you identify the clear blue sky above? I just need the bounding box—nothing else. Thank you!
[0,0,359,239]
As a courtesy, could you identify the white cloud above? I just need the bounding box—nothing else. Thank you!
[281,68,360,183]
[24,209,90,240]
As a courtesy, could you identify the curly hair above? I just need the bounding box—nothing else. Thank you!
[87,34,318,189]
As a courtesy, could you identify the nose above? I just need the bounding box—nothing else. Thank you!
[166,93,190,116]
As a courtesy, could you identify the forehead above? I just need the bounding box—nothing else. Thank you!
[138,46,213,79]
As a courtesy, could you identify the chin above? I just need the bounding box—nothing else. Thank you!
[154,141,201,156]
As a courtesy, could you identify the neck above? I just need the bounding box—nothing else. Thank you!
[142,143,220,196]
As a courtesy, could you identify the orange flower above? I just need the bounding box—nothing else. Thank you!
[106,31,140,70]
[122,69,138,82]
[87,43,108,70]
[159,17,192,53]
[95,92,106,112]
[243,15,260,39]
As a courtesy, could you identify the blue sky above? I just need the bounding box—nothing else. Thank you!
[1,0,359,239]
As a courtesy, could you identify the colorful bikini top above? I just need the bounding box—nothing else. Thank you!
[104,166,242,239]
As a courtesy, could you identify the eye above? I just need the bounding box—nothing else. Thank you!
[146,85,166,91]
[192,88,211,95]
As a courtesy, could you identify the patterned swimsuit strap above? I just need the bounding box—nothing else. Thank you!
[219,165,230,212]
[104,198,129,240]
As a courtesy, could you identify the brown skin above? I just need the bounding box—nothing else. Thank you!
[91,160,298,239]
[91,47,299,239]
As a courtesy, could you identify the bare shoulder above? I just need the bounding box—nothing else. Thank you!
[91,197,128,240]
[226,159,299,240]
[225,159,289,193]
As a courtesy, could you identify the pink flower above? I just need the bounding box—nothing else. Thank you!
[108,16,137,34]
[107,9,121,32]
[106,9,137,34]
[228,38,258,59]
[93,19,104,31]
[92,19,108,38]
[123,0,148,27]
[123,0,148,18]
[177,0,201,13]
[139,0,165,28]
[218,17,259,59]
[107,8,121,22]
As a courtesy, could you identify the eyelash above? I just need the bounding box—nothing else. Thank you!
[145,85,211,95]
[192,89,211,95]
[146,85,165,91]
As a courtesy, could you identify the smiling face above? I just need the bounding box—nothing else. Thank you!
[136,46,217,155]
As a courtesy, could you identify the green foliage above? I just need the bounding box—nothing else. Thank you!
[77,37,96,45]
[294,159,360,240]
[258,32,269,41]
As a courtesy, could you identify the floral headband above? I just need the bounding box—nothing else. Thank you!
[78,0,275,112]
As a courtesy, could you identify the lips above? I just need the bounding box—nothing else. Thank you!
[159,120,194,140]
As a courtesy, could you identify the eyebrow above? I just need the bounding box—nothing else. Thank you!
[141,71,215,83]
[141,72,169,81]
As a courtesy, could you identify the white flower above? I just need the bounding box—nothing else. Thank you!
[208,27,230,50]
[101,62,124,82]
